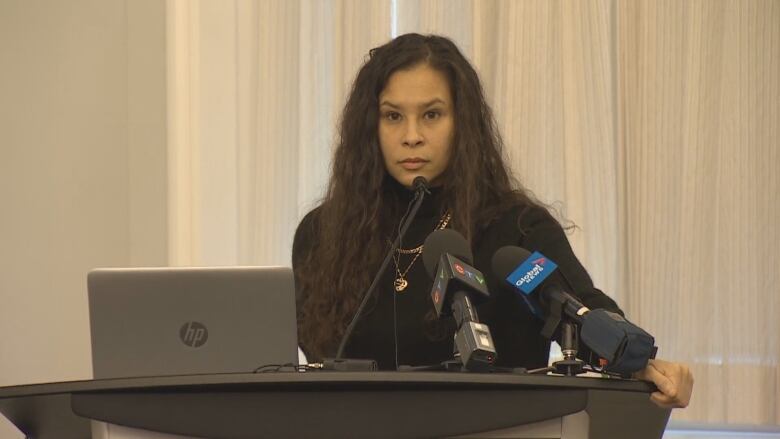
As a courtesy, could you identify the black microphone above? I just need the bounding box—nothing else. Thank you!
[492,246,590,336]
[491,246,656,376]
[331,176,430,367]
[412,176,430,194]
[422,229,496,371]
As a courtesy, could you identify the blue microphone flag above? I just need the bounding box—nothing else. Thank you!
[505,251,558,295]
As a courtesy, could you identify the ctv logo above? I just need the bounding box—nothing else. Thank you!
[433,278,444,304]
[180,321,208,348]
[433,288,442,304]
[452,261,486,285]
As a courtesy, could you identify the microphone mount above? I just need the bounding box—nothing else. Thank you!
[412,176,431,196]
[423,231,497,372]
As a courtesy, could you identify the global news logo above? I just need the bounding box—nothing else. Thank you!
[515,258,547,287]
[506,251,557,295]
[180,321,208,348]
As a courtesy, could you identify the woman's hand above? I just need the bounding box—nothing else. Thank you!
[634,359,694,408]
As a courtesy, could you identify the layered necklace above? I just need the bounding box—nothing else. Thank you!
[391,211,452,292]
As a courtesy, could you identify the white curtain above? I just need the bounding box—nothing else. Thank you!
[165,0,780,428]
[616,0,780,426]
[167,0,391,266]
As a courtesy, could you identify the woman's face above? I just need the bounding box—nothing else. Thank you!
[378,63,454,188]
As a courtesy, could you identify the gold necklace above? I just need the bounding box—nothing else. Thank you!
[392,212,451,292]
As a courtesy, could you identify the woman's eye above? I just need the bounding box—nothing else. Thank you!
[424,110,441,120]
[385,112,402,121]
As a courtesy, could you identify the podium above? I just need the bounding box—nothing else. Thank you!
[0,371,670,438]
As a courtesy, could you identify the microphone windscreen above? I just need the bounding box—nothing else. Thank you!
[422,229,473,278]
[412,176,429,192]
[491,246,532,280]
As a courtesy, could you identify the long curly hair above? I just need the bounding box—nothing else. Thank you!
[297,33,536,360]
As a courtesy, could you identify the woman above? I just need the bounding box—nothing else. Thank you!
[293,33,691,408]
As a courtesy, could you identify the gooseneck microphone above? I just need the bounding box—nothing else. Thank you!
[331,176,430,367]
[422,229,497,371]
[491,246,657,376]
[412,175,430,194]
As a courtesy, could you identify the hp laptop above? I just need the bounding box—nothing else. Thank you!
[87,266,298,379]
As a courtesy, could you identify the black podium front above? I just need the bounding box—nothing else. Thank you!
[0,372,670,438]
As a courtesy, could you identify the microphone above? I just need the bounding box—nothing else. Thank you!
[492,246,589,336]
[331,176,430,367]
[491,246,656,376]
[412,176,430,194]
[422,229,496,371]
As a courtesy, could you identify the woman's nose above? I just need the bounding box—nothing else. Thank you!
[402,119,423,147]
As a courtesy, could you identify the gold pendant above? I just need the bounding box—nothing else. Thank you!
[394,277,408,292]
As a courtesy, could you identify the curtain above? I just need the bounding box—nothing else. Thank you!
[165,0,780,427]
[617,0,780,425]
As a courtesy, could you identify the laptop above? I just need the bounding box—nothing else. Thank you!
[87,266,299,379]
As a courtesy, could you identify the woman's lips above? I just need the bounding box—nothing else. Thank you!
[399,158,428,170]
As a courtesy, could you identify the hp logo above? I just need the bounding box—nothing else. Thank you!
[179,321,208,348]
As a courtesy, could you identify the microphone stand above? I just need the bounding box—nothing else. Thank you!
[529,292,585,376]
[526,319,584,377]
[331,179,429,364]
[551,321,585,376]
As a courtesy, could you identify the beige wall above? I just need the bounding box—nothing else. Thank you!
[0,0,167,386]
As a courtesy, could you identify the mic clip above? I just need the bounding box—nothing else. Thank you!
[412,176,431,196]
[541,296,564,339]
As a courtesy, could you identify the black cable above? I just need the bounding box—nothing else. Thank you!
[253,363,313,373]
[393,280,400,370]
[253,362,364,373]
[392,195,417,370]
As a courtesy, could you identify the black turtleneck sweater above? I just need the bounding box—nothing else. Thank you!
[292,183,623,370]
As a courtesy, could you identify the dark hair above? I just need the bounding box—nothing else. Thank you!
[296,33,536,360]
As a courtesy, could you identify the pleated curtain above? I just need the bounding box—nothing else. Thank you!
[165,0,780,427]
